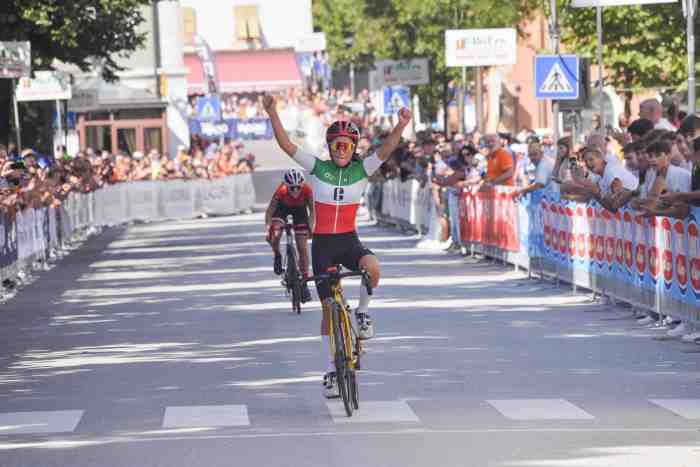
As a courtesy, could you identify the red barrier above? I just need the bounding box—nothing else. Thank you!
[459,187,519,252]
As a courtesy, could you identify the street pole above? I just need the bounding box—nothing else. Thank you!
[12,79,21,150]
[350,63,355,98]
[686,0,696,115]
[475,66,483,133]
[459,67,466,134]
[55,100,63,151]
[596,5,605,131]
[550,0,560,146]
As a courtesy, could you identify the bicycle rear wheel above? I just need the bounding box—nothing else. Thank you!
[332,303,352,416]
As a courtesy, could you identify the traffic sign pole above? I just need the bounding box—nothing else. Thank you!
[12,79,21,150]
[596,6,605,130]
[550,0,560,147]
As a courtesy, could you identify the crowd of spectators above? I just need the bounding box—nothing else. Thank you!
[362,96,700,341]
[0,141,256,219]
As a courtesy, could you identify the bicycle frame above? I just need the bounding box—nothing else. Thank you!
[328,280,361,372]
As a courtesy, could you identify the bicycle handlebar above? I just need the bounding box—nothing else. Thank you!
[304,268,373,296]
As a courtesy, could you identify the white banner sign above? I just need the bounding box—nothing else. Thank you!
[0,42,31,78]
[445,29,517,67]
[16,71,72,102]
[374,58,430,87]
[572,0,674,6]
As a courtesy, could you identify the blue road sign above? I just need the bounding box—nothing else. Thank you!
[196,95,222,122]
[383,86,410,115]
[535,55,579,100]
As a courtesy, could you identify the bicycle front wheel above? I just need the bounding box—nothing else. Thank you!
[332,302,352,416]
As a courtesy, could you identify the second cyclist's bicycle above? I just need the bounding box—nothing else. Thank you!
[280,216,303,314]
[306,266,372,416]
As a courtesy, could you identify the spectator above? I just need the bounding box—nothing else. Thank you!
[481,133,514,189]
[628,118,655,141]
[658,137,700,213]
[583,146,638,212]
[631,140,691,219]
[513,141,554,200]
[639,98,676,131]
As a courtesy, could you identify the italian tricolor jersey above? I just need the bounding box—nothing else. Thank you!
[294,148,383,234]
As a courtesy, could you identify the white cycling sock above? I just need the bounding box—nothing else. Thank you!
[357,284,371,315]
[322,335,334,373]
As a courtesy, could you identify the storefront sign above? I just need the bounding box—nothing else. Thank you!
[374,58,430,87]
[445,29,517,67]
[0,41,31,78]
[16,71,72,101]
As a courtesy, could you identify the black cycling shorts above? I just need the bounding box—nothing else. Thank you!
[311,231,375,300]
[272,204,309,231]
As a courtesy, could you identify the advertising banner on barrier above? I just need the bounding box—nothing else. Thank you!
[460,187,519,252]
[538,192,700,312]
[189,118,273,140]
[0,212,17,270]
[160,181,196,220]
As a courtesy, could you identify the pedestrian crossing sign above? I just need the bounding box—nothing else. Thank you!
[535,55,579,100]
[196,95,222,122]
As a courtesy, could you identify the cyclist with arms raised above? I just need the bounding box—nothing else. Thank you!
[263,94,412,398]
[265,168,314,303]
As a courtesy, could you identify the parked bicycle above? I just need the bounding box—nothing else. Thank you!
[306,265,372,416]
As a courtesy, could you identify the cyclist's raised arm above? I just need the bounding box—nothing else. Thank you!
[376,107,412,162]
[263,94,298,158]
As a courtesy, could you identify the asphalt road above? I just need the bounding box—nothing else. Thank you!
[0,210,698,467]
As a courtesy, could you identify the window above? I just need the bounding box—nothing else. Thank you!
[234,5,261,40]
[182,7,197,45]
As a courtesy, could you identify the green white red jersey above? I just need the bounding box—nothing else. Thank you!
[293,148,383,234]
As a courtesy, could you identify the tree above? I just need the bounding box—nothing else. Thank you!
[313,0,539,123]
[0,0,151,148]
[558,0,699,115]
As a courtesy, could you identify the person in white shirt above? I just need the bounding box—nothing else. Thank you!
[632,140,691,219]
[513,141,554,199]
[639,98,676,131]
[583,146,638,211]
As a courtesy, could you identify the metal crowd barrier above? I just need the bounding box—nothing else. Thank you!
[376,178,700,327]
[0,173,256,290]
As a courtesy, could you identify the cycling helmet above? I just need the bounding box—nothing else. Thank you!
[283,168,305,186]
[326,120,360,145]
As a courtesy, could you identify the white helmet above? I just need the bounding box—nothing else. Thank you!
[283,168,305,187]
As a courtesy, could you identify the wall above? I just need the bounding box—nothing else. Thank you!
[179,0,313,51]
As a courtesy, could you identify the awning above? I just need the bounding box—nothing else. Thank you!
[185,48,302,95]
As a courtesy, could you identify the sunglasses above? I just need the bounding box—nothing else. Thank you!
[331,140,354,154]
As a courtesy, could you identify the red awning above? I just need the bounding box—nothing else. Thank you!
[185,48,302,95]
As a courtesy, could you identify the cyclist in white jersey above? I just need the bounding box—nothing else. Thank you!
[263,94,412,398]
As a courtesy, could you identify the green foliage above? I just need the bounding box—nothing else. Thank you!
[0,0,151,81]
[313,0,539,121]
[559,0,699,93]
[0,0,151,148]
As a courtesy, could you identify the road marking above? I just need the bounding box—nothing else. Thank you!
[327,400,420,424]
[649,399,700,420]
[0,410,83,434]
[487,399,595,420]
[163,405,250,428]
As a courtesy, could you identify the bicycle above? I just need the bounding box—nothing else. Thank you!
[280,216,303,314]
[305,266,373,416]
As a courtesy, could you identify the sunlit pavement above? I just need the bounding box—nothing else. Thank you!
[0,211,698,466]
